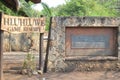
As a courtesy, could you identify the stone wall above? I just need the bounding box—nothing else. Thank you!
[3,32,48,52]
[48,17,120,72]
[3,32,39,52]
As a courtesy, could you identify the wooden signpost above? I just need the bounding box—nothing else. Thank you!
[0,12,45,80]
[1,13,45,33]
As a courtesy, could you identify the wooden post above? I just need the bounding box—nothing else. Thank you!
[118,27,120,60]
[44,17,52,73]
[0,12,3,80]
[39,33,44,72]
[0,30,4,80]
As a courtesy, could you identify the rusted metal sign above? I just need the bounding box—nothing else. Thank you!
[1,13,45,33]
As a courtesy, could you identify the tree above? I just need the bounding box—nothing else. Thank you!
[0,1,19,16]
[50,0,118,17]
[98,0,120,16]
[0,0,42,17]
[19,0,41,17]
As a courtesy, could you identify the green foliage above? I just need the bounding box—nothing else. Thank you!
[0,0,42,17]
[50,0,118,17]
[19,0,41,17]
[23,52,36,70]
[41,2,52,30]
[0,1,19,16]
[97,0,119,16]
[21,53,36,77]
[41,2,52,17]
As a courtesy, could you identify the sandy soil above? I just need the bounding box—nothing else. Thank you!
[3,71,120,80]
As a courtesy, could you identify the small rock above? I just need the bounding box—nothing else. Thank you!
[33,70,38,75]
[116,63,120,68]
[38,70,43,74]
[21,69,27,75]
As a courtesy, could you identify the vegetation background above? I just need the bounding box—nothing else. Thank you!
[0,0,120,17]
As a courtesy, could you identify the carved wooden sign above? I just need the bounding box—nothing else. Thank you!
[1,13,45,33]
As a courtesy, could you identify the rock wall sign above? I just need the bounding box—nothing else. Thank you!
[1,13,45,33]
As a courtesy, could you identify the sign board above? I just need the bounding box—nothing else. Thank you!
[1,13,45,33]
[71,35,110,48]
[66,27,117,56]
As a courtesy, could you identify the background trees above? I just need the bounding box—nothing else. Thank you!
[0,0,119,17]
[41,0,119,17]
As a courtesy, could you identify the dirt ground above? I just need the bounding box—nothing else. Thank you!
[3,52,120,80]
[3,71,120,80]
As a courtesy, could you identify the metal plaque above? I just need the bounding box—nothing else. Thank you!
[71,35,110,48]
